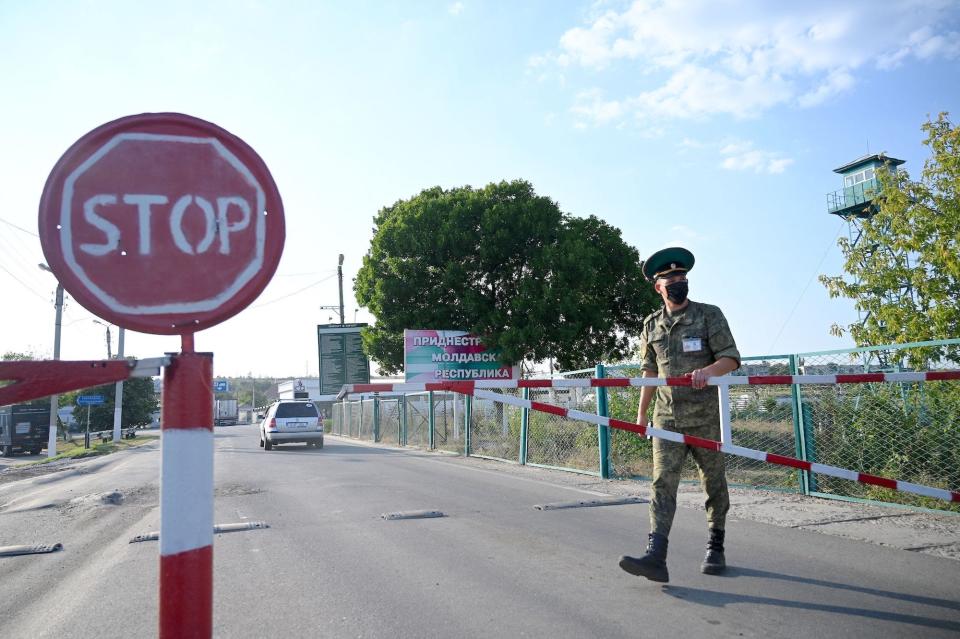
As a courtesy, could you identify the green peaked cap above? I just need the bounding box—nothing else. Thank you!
[642,246,695,282]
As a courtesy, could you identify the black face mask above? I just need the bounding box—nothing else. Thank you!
[665,280,688,304]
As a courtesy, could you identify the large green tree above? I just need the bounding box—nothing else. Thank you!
[355,180,658,374]
[820,113,960,366]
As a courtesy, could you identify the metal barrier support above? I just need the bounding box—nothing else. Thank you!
[428,391,435,450]
[519,387,529,465]
[464,394,472,456]
[596,364,611,479]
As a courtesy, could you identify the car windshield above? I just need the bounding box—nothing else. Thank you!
[275,403,318,418]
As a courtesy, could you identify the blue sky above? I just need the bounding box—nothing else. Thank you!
[1,0,958,377]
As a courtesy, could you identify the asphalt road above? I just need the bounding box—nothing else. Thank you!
[1,424,958,638]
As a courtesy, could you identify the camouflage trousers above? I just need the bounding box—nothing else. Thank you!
[649,420,729,537]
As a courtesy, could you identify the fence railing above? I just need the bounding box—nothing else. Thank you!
[332,338,960,512]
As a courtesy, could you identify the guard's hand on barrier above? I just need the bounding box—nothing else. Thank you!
[687,368,708,390]
[637,414,653,441]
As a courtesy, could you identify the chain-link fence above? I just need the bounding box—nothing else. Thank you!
[433,391,465,453]
[727,356,801,491]
[600,364,649,479]
[527,371,600,474]
[601,359,799,490]
[379,397,402,445]
[404,393,430,448]
[358,398,373,440]
[327,338,959,512]
[795,342,960,511]
[331,402,343,435]
[470,388,522,462]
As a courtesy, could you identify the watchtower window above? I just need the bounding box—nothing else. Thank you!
[844,167,876,187]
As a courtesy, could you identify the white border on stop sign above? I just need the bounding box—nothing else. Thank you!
[59,132,267,316]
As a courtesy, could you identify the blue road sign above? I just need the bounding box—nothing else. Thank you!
[77,395,105,406]
[214,380,229,392]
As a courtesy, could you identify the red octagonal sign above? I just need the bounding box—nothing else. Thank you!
[39,113,285,335]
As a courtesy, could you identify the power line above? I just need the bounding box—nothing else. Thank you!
[273,269,338,277]
[767,217,848,353]
[0,216,39,237]
[251,273,338,308]
[0,262,49,303]
[0,234,47,293]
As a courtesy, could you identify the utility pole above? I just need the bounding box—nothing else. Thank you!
[112,327,125,442]
[338,254,345,326]
[48,282,63,457]
[94,319,112,358]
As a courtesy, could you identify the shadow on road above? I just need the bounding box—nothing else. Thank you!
[221,444,409,457]
[661,565,960,632]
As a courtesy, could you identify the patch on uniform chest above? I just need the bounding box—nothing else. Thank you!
[682,337,703,352]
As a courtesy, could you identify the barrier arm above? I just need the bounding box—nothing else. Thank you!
[337,373,960,504]
[0,358,168,407]
[468,388,960,504]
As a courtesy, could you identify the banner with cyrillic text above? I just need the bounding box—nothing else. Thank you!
[403,329,519,383]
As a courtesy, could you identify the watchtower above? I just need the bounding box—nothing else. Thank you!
[827,153,905,218]
[826,153,908,369]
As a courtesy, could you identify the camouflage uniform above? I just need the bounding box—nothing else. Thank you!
[639,300,741,537]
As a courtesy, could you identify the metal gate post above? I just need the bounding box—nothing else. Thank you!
[519,387,529,465]
[359,399,365,438]
[596,364,611,479]
[789,354,813,495]
[428,391,436,449]
[464,394,472,456]
[400,395,407,446]
[373,395,380,442]
[159,343,214,639]
[802,401,818,493]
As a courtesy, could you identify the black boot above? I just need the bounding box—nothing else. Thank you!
[700,528,726,575]
[619,533,669,583]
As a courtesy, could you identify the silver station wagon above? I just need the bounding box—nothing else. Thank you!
[259,400,324,450]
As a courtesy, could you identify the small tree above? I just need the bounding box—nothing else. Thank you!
[67,376,158,432]
[820,113,960,367]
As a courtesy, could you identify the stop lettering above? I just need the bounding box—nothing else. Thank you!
[38,113,285,335]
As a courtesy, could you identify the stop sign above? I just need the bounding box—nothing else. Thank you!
[39,113,284,334]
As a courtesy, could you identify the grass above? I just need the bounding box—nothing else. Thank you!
[18,435,155,466]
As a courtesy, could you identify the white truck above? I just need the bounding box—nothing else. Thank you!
[215,399,239,426]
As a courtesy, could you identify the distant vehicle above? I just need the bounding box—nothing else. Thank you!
[215,399,239,426]
[0,403,50,456]
[259,400,323,450]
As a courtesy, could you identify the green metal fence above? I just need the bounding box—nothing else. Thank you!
[330,338,960,512]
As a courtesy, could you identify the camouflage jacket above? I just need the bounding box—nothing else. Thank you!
[639,301,741,429]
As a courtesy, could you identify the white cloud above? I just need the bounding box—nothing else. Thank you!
[448,2,465,16]
[719,139,794,174]
[571,89,626,125]
[797,68,855,108]
[541,1,960,123]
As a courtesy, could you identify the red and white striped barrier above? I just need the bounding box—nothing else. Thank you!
[466,389,960,504]
[160,350,214,638]
[339,369,960,397]
[337,374,960,504]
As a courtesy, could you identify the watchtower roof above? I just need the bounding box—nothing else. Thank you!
[833,153,905,174]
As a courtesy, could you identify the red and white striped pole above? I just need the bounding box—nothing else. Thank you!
[160,335,214,639]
